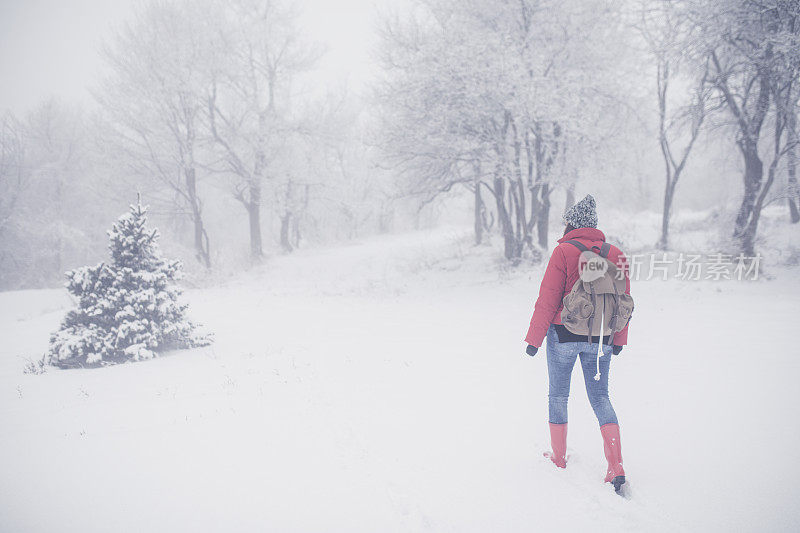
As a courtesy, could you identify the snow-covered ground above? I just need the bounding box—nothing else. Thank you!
[2,220,800,532]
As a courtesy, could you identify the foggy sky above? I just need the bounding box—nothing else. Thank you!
[0,0,395,114]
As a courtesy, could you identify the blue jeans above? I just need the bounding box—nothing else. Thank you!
[546,325,618,426]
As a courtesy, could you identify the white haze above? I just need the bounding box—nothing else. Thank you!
[2,2,800,529]
[0,0,398,112]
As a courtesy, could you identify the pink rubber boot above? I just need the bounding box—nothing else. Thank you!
[544,423,567,468]
[600,423,626,492]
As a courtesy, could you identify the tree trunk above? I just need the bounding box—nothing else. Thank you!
[529,126,544,237]
[742,156,778,256]
[291,216,301,249]
[524,132,537,235]
[472,161,483,245]
[531,122,553,248]
[280,212,293,253]
[788,113,800,223]
[493,175,516,260]
[185,166,211,268]
[247,179,263,259]
[728,66,769,242]
[509,180,525,249]
[510,127,530,247]
[565,183,575,212]
[250,97,269,260]
[742,115,785,256]
[291,184,307,249]
[734,140,764,241]
[474,183,483,245]
[536,183,550,248]
[659,179,677,250]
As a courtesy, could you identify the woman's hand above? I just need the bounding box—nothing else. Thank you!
[526,345,538,357]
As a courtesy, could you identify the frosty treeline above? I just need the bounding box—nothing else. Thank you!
[377,0,631,261]
[376,0,800,258]
[2,0,799,290]
[97,0,325,265]
[0,0,396,289]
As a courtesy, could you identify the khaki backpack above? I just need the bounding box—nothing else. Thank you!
[560,240,634,344]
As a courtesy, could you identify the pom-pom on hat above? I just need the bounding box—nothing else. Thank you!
[563,194,598,229]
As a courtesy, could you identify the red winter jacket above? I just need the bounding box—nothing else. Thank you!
[524,227,631,348]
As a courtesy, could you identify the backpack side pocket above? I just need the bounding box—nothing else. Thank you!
[561,289,594,335]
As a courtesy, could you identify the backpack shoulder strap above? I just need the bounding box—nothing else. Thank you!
[599,242,611,258]
[565,240,590,253]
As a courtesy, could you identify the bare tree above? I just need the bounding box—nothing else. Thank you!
[683,0,800,254]
[205,0,320,258]
[97,1,212,267]
[745,56,800,241]
[638,0,711,249]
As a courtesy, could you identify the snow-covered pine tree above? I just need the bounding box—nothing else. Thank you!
[44,198,210,368]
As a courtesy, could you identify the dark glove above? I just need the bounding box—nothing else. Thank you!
[612,345,623,355]
[526,345,538,357]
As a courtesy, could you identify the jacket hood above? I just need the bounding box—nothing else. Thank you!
[558,227,606,244]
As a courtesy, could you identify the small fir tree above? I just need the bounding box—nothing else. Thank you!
[45,199,210,368]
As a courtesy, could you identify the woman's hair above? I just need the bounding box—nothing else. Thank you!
[563,224,576,236]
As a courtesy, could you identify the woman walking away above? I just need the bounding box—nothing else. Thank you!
[523,194,634,494]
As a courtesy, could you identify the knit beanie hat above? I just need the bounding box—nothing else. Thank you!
[563,194,598,229]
